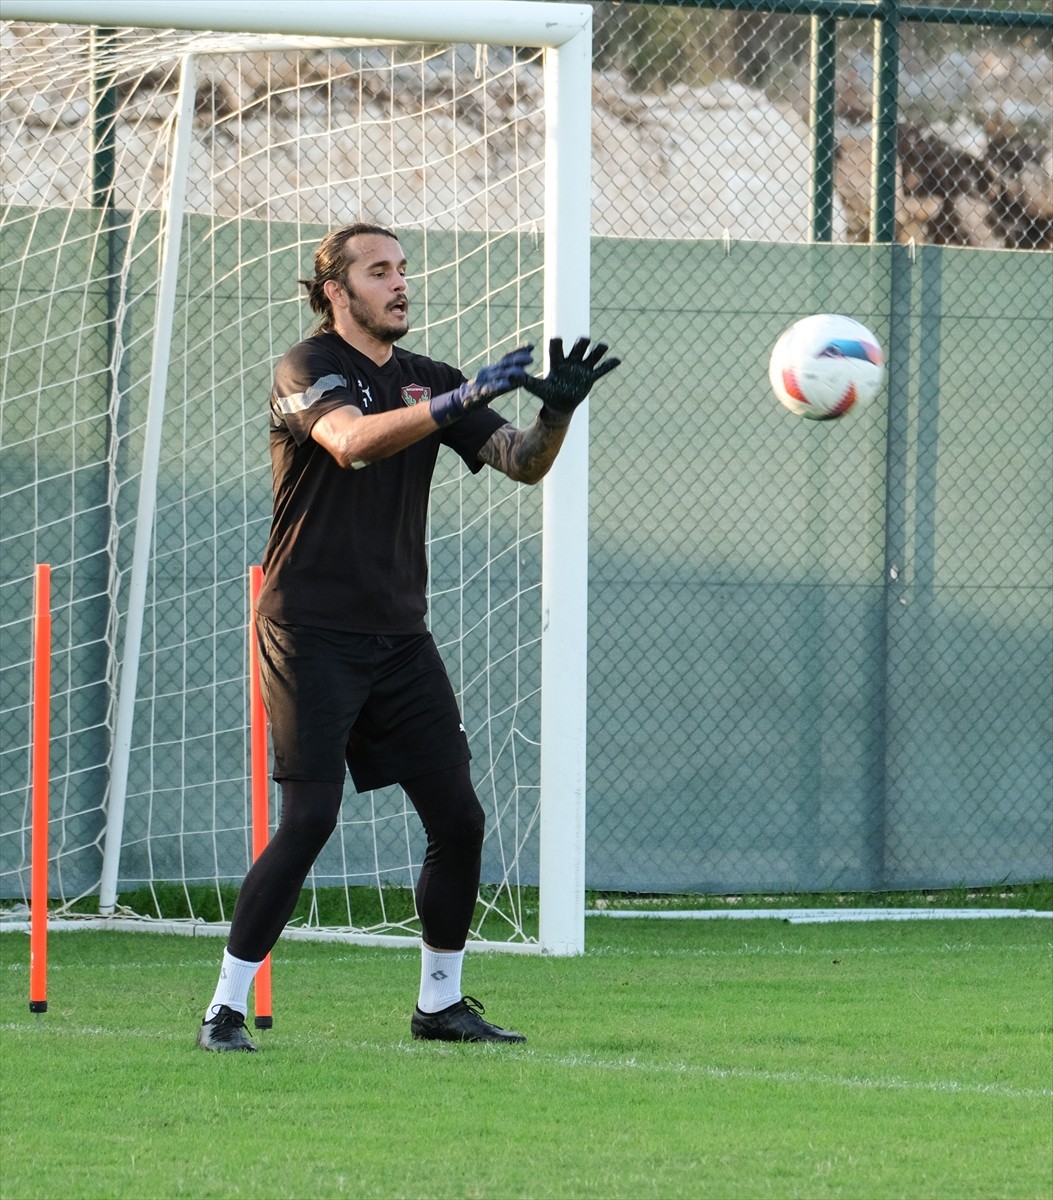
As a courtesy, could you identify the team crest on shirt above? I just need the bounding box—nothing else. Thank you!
[402,384,431,406]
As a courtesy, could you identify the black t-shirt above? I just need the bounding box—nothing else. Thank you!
[255,332,509,633]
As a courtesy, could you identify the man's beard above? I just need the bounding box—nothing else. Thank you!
[346,288,409,343]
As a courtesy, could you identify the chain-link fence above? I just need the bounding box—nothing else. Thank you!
[588,238,1051,893]
[587,0,1052,249]
[583,0,1051,892]
[1,2,1050,912]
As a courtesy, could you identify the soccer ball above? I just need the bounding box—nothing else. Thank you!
[768,314,885,420]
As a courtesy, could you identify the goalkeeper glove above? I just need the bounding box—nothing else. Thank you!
[523,337,621,419]
[430,345,534,427]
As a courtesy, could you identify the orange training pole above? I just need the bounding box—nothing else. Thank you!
[30,564,51,1014]
[248,565,273,1028]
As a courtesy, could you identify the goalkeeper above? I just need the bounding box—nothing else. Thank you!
[197,223,620,1051]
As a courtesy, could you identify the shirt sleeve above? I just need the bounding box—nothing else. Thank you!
[270,339,362,445]
[442,404,512,474]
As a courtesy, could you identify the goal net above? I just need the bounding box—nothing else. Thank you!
[1,4,592,953]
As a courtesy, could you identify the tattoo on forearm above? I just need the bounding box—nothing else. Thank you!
[480,417,569,483]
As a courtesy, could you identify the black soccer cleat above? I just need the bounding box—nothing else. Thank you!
[411,995,526,1044]
[197,1004,258,1052]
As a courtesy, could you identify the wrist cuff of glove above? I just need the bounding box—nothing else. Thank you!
[429,383,469,427]
[539,403,573,428]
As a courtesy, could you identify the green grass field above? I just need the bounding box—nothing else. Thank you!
[2,914,1051,1200]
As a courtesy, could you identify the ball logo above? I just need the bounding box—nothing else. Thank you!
[819,338,884,366]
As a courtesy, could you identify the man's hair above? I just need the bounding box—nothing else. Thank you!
[300,223,399,332]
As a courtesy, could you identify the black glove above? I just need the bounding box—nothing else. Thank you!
[430,345,533,427]
[522,337,621,418]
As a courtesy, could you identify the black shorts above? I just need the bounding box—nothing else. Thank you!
[255,616,471,791]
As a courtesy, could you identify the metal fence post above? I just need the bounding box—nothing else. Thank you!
[808,11,837,243]
[871,0,900,244]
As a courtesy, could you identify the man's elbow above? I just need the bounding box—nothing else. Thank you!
[514,462,550,486]
[333,437,371,471]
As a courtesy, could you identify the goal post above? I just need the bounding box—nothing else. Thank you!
[1,2,592,954]
[99,47,198,921]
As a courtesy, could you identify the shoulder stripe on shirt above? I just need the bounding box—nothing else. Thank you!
[276,372,349,414]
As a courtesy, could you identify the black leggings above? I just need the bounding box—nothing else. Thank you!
[226,763,485,961]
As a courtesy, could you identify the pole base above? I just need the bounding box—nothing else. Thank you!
[29,1000,48,1014]
[254,1015,273,1029]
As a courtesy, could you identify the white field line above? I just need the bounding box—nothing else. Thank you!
[2,1020,1051,1101]
[587,908,1053,923]
[1,910,1050,944]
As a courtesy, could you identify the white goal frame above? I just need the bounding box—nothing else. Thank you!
[6,0,593,955]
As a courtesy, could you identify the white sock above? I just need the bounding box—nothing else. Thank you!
[204,948,263,1020]
[417,945,464,1013]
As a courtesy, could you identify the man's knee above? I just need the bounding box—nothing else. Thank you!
[402,764,485,854]
[444,797,484,854]
[275,779,344,853]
